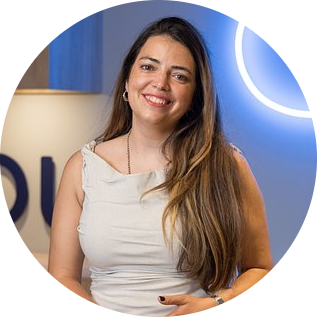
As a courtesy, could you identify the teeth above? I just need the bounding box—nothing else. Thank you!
[145,95,168,105]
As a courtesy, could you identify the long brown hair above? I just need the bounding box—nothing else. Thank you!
[98,17,244,293]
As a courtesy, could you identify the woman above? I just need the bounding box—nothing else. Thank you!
[48,17,273,316]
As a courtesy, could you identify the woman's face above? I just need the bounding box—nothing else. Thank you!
[126,35,196,132]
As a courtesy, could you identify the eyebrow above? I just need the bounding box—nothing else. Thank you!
[139,56,193,75]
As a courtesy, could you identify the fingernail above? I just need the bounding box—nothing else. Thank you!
[158,296,165,302]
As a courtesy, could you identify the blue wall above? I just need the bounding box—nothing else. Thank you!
[101,1,316,264]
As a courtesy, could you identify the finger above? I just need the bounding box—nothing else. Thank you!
[158,294,188,306]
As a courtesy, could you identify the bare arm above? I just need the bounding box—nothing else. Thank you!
[217,151,274,301]
[48,151,96,304]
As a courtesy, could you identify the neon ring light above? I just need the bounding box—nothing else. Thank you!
[235,23,311,119]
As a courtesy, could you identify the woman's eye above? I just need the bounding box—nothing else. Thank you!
[174,74,189,83]
[141,64,154,71]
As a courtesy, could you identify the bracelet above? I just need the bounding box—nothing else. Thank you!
[210,294,225,305]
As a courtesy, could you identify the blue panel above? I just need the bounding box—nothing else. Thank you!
[49,11,103,92]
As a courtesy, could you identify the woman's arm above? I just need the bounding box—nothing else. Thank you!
[214,150,274,301]
[159,151,274,315]
[48,151,96,304]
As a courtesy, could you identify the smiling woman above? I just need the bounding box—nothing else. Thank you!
[48,17,273,317]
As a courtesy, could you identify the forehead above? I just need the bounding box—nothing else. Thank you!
[137,35,195,69]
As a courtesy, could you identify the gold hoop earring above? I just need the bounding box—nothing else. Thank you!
[123,90,129,102]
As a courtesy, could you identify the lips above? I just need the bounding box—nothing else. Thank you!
[143,94,172,107]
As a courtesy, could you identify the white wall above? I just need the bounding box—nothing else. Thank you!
[1,93,109,253]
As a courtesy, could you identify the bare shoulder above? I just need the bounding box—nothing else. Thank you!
[59,150,84,204]
[64,150,83,176]
[229,145,254,178]
[95,135,125,153]
[231,146,265,214]
[231,145,262,194]
[94,135,126,168]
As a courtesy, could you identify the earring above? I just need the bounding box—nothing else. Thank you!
[123,90,129,102]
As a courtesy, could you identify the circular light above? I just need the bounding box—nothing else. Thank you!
[235,23,311,119]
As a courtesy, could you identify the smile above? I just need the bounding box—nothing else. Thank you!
[144,95,171,107]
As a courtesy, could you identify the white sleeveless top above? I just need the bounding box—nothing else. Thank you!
[77,141,207,316]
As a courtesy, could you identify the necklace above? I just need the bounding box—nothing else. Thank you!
[127,130,132,174]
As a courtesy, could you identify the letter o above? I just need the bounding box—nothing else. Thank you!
[0,154,28,222]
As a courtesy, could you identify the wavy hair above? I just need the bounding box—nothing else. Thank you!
[98,17,245,293]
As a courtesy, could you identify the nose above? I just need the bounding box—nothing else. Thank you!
[152,72,170,91]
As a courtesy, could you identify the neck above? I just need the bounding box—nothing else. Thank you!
[129,122,171,154]
[127,122,172,173]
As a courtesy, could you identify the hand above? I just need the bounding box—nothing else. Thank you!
[158,294,217,316]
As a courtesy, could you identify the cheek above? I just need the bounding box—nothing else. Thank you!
[180,88,195,109]
[128,81,145,98]
[127,70,149,92]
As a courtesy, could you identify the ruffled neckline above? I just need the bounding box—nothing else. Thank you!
[82,141,166,179]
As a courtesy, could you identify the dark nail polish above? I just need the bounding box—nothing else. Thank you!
[159,296,165,302]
